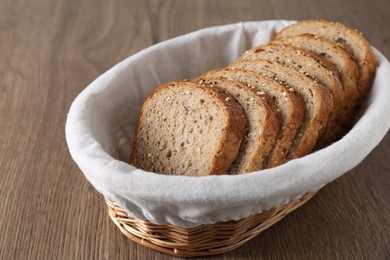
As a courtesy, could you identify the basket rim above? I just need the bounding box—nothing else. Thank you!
[105,190,318,257]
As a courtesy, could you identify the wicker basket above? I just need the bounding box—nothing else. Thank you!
[65,20,390,259]
[105,190,318,257]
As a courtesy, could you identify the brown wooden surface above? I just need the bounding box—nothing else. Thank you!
[0,0,389,259]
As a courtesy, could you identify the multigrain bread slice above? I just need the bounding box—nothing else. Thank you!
[198,68,305,167]
[231,59,333,158]
[238,44,344,112]
[195,77,280,173]
[272,34,361,143]
[238,44,344,144]
[272,34,360,108]
[129,81,247,176]
[274,19,379,99]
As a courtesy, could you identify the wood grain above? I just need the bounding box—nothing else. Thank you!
[0,0,389,259]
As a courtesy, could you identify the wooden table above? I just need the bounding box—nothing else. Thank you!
[1,0,389,259]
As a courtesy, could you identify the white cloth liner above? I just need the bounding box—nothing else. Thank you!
[65,20,390,228]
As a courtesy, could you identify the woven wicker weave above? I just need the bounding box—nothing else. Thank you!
[105,190,317,257]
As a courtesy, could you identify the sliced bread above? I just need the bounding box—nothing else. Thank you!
[129,81,247,176]
[238,44,344,145]
[274,19,379,99]
[238,44,344,112]
[195,77,280,173]
[231,59,333,158]
[272,34,360,107]
[272,34,361,143]
[198,68,305,167]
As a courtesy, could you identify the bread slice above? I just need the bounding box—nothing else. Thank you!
[195,77,280,173]
[274,19,379,99]
[238,44,343,113]
[129,81,247,176]
[272,34,361,143]
[231,59,333,158]
[238,44,344,145]
[198,68,305,167]
[272,34,360,106]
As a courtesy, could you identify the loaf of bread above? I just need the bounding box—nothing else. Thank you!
[129,19,378,175]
